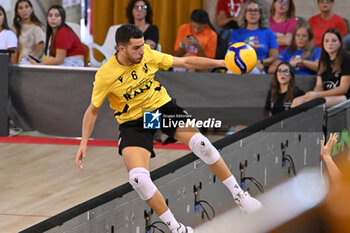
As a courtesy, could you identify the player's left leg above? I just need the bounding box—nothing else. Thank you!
[174,127,262,213]
[122,146,193,233]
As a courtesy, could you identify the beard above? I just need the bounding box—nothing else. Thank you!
[126,52,143,64]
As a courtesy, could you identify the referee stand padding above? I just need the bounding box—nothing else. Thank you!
[20,98,329,233]
[8,65,316,140]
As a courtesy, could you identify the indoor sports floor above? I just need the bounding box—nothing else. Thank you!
[0,133,222,232]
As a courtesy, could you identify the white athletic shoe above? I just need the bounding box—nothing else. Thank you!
[171,223,194,233]
[234,191,262,213]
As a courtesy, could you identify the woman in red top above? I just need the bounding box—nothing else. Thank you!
[29,5,84,66]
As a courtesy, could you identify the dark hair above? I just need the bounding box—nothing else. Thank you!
[115,24,143,46]
[318,28,343,75]
[0,5,10,30]
[13,0,43,37]
[287,22,315,59]
[44,5,70,56]
[126,0,153,24]
[270,0,295,19]
[190,9,216,32]
[271,62,296,103]
[191,9,209,24]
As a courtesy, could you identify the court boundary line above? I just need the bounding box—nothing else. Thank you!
[0,135,190,150]
[0,213,52,218]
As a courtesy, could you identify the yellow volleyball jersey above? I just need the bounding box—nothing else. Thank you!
[91,44,173,124]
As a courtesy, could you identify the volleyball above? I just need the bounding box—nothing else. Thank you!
[225,42,257,75]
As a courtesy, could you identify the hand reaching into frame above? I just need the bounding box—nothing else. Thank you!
[321,133,338,158]
[320,133,341,182]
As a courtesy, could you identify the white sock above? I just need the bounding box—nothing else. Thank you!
[159,209,180,231]
[223,175,243,197]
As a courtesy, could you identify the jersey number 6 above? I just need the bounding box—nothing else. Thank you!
[131,71,138,80]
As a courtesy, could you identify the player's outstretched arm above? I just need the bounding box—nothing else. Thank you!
[172,56,226,70]
[75,103,100,170]
[321,133,342,182]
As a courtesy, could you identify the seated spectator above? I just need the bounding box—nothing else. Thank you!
[292,29,350,108]
[268,23,321,75]
[308,0,347,48]
[216,0,248,29]
[265,62,304,116]
[269,0,298,52]
[174,9,217,71]
[228,0,278,74]
[126,0,159,50]
[0,5,18,63]
[12,0,44,64]
[28,5,84,67]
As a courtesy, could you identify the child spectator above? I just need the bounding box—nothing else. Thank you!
[28,5,84,66]
[269,0,298,52]
[269,23,321,75]
[228,0,278,74]
[265,62,304,116]
[12,0,44,64]
[174,9,217,71]
[216,0,248,29]
[126,0,159,50]
[0,5,17,63]
[308,0,347,47]
[292,29,350,108]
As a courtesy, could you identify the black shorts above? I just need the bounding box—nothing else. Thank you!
[118,100,191,157]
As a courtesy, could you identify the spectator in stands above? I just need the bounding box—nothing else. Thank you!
[216,0,248,58]
[0,5,17,63]
[28,5,84,67]
[174,9,217,72]
[228,0,278,74]
[265,62,304,116]
[12,0,44,64]
[292,29,350,108]
[216,0,248,29]
[308,0,347,47]
[126,0,159,50]
[269,0,298,52]
[268,23,321,75]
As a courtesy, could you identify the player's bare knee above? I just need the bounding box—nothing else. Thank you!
[129,167,157,200]
[189,133,220,165]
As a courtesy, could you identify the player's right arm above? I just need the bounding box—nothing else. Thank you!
[75,103,100,170]
[172,56,226,70]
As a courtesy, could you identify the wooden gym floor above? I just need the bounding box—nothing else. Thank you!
[0,141,191,232]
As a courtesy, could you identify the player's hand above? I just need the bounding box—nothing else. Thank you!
[75,145,87,170]
[321,133,338,159]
